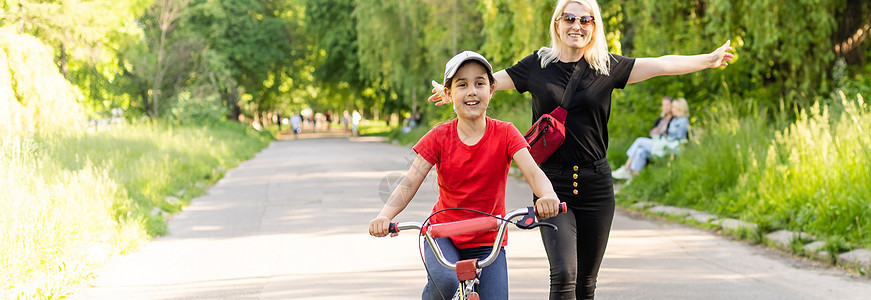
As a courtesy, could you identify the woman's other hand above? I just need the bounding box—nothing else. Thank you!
[709,40,735,68]
[428,80,450,106]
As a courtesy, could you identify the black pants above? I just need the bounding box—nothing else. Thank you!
[535,158,615,300]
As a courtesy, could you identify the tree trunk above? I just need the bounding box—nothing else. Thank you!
[59,43,69,78]
[227,84,241,121]
[152,27,167,118]
[150,0,190,118]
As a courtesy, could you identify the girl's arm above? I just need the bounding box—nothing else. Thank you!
[428,70,515,106]
[628,40,734,84]
[368,155,433,237]
[513,148,561,219]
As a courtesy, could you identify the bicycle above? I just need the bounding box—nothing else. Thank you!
[388,202,567,300]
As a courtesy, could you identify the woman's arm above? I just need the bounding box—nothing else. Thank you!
[513,148,560,219]
[428,69,516,106]
[628,40,734,84]
[492,70,515,91]
[369,155,433,237]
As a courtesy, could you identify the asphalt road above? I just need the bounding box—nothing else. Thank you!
[74,134,871,299]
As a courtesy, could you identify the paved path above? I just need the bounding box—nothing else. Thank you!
[75,136,871,299]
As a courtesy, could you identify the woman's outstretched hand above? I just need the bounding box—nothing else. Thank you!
[428,80,450,106]
[709,40,735,68]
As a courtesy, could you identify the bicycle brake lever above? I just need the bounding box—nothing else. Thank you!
[515,206,558,231]
[515,206,538,229]
[529,221,558,231]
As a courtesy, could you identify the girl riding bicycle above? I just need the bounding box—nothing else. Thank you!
[369,51,560,299]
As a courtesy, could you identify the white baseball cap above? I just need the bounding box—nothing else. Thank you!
[443,51,494,85]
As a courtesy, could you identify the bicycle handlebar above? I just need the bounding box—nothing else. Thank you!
[387,202,567,270]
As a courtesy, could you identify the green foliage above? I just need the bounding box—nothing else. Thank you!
[185,0,307,122]
[352,0,427,119]
[617,0,841,111]
[169,91,228,124]
[1,0,153,118]
[306,0,361,87]
[0,29,85,133]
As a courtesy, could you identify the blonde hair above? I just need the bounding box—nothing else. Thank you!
[672,98,690,117]
[537,0,611,75]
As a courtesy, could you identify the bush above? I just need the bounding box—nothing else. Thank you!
[169,92,229,125]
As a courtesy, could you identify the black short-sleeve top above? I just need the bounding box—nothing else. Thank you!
[505,51,635,164]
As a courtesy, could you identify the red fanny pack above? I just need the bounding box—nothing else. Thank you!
[522,59,588,165]
[524,106,567,164]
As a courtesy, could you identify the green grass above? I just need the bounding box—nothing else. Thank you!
[358,119,393,136]
[616,91,871,251]
[1,121,271,299]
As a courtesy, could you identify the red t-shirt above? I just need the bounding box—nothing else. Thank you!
[413,117,529,249]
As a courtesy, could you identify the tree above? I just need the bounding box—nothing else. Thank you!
[186,0,300,123]
[145,0,192,118]
[618,0,841,109]
[1,0,153,117]
[305,0,365,112]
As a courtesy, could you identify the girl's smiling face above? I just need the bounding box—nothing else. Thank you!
[445,62,494,121]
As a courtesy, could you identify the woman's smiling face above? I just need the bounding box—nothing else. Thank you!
[557,2,595,50]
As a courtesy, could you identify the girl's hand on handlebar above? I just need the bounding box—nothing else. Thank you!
[535,196,561,220]
[428,80,450,106]
[369,216,397,237]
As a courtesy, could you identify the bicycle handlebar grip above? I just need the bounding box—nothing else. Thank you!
[534,202,568,216]
[388,223,399,234]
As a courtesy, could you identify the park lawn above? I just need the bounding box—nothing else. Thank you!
[0,121,272,299]
[614,92,871,257]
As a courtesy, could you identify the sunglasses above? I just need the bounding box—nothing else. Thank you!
[558,13,595,26]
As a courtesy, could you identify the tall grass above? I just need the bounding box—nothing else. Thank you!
[617,92,871,250]
[0,122,271,299]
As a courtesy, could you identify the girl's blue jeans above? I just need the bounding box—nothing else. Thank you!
[422,237,508,299]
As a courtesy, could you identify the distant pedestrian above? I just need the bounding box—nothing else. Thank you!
[342,110,351,134]
[290,113,302,137]
[351,110,362,136]
[325,110,333,130]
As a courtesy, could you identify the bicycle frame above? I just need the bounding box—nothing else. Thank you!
[389,203,566,300]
